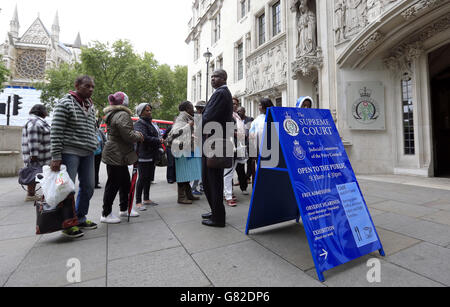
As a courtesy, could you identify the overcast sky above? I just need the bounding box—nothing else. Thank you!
[0,0,192,67]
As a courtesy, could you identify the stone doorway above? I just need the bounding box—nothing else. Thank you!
[429,43,450,177]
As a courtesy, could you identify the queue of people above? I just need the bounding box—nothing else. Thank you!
[20,71,315,238]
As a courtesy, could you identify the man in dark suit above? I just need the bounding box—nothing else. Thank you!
[201,69,233,227]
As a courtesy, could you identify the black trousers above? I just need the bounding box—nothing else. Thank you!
[202,157,225,224]
[235,162,248,192]
[136,161,155,204]
[246,158,253,180]
[103,165,130,217]
[94,154,102,186]
[166,148,176,183]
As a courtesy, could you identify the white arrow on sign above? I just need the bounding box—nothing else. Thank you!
[320,249,328,260]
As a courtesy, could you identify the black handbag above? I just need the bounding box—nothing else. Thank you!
[35,193,78,235]
[154,147,167,167]
[206,138,233,169]
[18,163,43,186]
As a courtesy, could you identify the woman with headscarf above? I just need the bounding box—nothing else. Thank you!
[101,92,144,224]
[21,104,51,202]
[134,103,163,211]
[166,101,201,205]
[296,96,314,108]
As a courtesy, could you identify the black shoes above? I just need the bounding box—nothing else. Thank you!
[202,213,213,220]
[202,219,225,228]
[201,212,225,227]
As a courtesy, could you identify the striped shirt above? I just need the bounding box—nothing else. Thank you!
[22,115,52,166]
[51,94,98,161]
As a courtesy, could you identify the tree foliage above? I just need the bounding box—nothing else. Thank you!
[36,40,187,120]
[0,56,10,92]
[35,62,82,108]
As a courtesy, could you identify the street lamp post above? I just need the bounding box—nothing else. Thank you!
[203,48,212,102]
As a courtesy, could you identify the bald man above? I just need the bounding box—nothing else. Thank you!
[201,70,233,227]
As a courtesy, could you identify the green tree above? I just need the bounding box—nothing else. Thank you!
[0,56,10,92]
[36,39,187,120]
[35,62,82,109]
[153,64,187,121]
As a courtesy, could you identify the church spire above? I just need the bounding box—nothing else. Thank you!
[10,4,20,38]
[52,10,60,42]
[73,32,82,48]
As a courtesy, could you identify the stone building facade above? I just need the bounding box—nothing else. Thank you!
[1,6,83,87]
[185,0,450,177]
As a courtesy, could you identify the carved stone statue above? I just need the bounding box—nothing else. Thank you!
[367,0,382,23]
[334,0,347,42]
[346,0,368,37]
[291,0,317,57]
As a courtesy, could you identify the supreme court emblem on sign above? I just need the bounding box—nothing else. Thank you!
[283,113,299,136]
[293,140,306,161]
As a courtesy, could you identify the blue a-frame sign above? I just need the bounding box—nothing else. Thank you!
[245,107,385,282]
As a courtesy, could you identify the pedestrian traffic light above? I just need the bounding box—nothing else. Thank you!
[0,103,6,115]
[13,94,23,116]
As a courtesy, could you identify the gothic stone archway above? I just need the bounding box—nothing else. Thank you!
[429,43,450,177]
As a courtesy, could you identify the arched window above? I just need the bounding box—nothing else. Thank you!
[401,75,415,155]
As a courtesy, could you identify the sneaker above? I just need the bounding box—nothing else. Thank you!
[62,227,84,239]
[120,209,140,218]
[78,220,98,230]
[100,213,121,224]
[242,190,249,195]
[144,201,159,207]
[226,200,237,207]
[223,195,237,202]
[136,204,147,211]
[192,191,203,196]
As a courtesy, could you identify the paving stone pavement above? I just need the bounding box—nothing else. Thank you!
[0,166,449,287]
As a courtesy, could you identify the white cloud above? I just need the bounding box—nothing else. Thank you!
[0,0,191,67]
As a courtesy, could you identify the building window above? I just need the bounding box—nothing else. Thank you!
[258,13,266,46]
[192,76,197,101]
[240,0,251,19]
[276,97,282,107]
[212,13,221,44]
[272,1,281,37]
[401,77,415,155]
[217,56,223,70]
[237,42,244,81]
[241,0,247,19]
[16,49,46,80]
[208,61,215,97]
[194,39,200,61]
[198,72,202,100]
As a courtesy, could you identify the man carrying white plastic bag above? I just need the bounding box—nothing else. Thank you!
[50,76,99,239]
[38,165,76,209]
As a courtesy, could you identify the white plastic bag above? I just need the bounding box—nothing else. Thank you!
[36,165,76,208]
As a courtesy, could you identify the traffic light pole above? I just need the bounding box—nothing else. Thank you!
[6,95,11,126]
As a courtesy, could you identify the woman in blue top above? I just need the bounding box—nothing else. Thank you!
[167,101,202,205]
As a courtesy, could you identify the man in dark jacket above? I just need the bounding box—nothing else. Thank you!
[201,69,233,227]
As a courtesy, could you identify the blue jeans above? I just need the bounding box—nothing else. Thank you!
[62,153,95,224]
